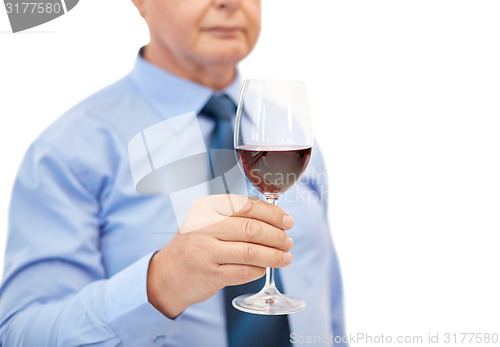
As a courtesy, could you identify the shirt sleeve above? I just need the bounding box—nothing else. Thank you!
[0,141,180,346]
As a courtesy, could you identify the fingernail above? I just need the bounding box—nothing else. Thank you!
[283,252,292,265]
[283,215,294,229]
[286,237,293,250]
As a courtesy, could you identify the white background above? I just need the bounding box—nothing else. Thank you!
[1,1,499,345]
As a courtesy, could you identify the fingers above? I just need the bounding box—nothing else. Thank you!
[203,195,295,252]
[211,217,293,251]
[214,241,293,269]
[233,197,294,230]
[214,195,294,230]
[218,264,267,286]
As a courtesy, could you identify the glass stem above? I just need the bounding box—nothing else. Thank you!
[265,267,275,289]
[265,197,279,291]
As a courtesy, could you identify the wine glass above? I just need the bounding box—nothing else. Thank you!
[233,79,313,315]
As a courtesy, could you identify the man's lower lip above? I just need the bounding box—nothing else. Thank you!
[204,29,241,37]
[206,29,240,33]
[204,27,242,32]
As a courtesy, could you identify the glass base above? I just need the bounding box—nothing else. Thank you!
[232,286,306,315]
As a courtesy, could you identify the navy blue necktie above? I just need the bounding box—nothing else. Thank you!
[201,95,292,347]
[202,94,235,151]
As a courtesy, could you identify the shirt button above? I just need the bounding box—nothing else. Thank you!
[153,335,166,343]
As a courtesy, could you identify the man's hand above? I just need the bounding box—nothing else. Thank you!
[146,194,294,319]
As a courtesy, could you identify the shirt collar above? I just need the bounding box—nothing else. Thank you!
[129,47,242,120]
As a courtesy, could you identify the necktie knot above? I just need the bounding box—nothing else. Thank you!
[201,94,236,150]
[201,94,236,122]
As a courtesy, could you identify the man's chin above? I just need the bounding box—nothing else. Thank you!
[208,50,250,66]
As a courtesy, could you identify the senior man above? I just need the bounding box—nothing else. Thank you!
[0,0,346,346]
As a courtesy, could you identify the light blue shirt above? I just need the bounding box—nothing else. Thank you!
[0,48,347,346]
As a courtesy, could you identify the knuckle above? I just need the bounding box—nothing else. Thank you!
[243,218,259,239]
[193,195,207,207]
[240,198,255,214]
[238,266,250,280]
[243,244,256,263]
[212,265,226,287]
[185,233,210,259]
[209,262,220,276]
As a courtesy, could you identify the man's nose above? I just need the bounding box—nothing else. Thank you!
[214,0,242,11]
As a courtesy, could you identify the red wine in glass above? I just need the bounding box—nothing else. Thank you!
[236,145,312,197]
